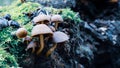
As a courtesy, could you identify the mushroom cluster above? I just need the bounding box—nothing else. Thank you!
[16,14,69,57]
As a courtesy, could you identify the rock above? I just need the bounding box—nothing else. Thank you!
[8,20,20,28]
[3,14,11,21]
[72,0,119,20]
[35,0,76,8]
[0,18,9,30]
[80,20,120,68]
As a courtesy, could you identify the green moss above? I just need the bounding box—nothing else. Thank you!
[45,7,82,24]
[0,27,23,67]
[0,48,18,67]
[61,9,82,23]
[0,0,40,24]
[0,1,39,67]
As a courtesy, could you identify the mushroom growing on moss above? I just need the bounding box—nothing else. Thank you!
[16,28,27,38]
[32,14,51,25]
[51,15,63,30]
[46,31,69,57]
[31,24,53,55]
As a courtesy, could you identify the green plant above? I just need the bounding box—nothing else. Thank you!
[45,7,82,24]
[61,9,82,24]
[0,27,31,67]
[0,48,18,68]
[0,1,39,67]
[0,0,40,24]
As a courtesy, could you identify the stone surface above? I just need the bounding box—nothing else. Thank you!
[33,0,76,8]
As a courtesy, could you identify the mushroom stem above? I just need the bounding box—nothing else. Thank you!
[32,47,35,53]
[55,22,59,30]
[37,34,44,55]
[41,21,44,24]
[26,41,28,45]
[46,43,57,57]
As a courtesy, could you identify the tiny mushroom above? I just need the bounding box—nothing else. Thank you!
[32,14,51,25]
[23,36,32,44]
[25,41,37,53]
[48,25,55,32]
[16,28,27,38]
[31,24,53,55]
[46,31,69,57]
[51,15,63,30]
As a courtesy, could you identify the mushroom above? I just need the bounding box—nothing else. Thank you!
[31,24,53,55]
[22,36,32,44]
[51,15,63,30]
[16,28,27,38]
[32,14,51,25]
[46,31,69,57]
[48,25,55,32]
[25,41,37,53]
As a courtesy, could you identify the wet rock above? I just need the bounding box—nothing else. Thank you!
[71,0,119,20]
[0,14,20,30]
[3,14,11,21]
[80,20,120,68]
[8,20,20,28]
[0,18,9,30]
[94,52,113,68]
[36,0,76,8]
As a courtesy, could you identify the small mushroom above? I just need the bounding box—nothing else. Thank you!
[48,25,55,32]
[25,41,37,53]
[46,31,69,57]
[31,24,53,55]
[23,36,32,44]
[16,28,27,38]
[32,14,51,25]
[51,15,63,30]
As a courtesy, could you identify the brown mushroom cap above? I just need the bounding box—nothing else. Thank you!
[53,31,69,43]
[32,14,51,25]
[16,28,27,38]
[51,15,63,22]
[31,24,53,37]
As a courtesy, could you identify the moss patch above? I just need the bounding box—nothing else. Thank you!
[0,0,40,24]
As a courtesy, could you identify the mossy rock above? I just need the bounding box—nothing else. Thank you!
[0,0,82,67]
